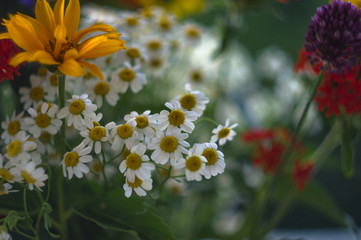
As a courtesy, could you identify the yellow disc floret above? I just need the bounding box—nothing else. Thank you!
[7,121,20,136]
[69,100,85,115]
[202,149,218,166]
[94,82,110,96]
[89,126,106,141]
[126,48,141,58]
[168,110,185,126]
[119,69,136,82]
[186,156,202,172]
[35,113,51,128]
[126,153,142,170]
[127,176,143,188]
[160,136,178,153]
[126,16,139,27]
[135,116,149,129]
[180,94,196,110]
[21,170,36,184]
[218,128,230,139]
[64,152,79,167]
[29,87,44,101]
[117,124,134,139]
[0,168,14,181]
[147,40,161,51]
[7,140,23,157]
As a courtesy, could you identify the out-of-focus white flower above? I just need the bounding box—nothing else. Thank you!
[1,111,24,144]
[85,75,121,107]
[11,161,48,191]
[111,63,147,94]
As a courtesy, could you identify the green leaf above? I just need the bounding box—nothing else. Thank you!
[298,181,345,226]
[341,133,354,178]
[5,211,19,230]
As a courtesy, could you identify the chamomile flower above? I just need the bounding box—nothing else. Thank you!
[111,63,147,93]
[5,131,37,163]
[0,228,12,240]
[210,119,238,146]
[121,13,145,34]
[113,44,146,67]
[61,144,93,180]
[36,132,56,155]
[0,154,15,183]
[57,94,97,130]
[85,75,121,107]
[184,144,207,181]
[148,127,189,168]
[174,84,209,116]
[0,182,16,196]
[123,176,153,198]
[201,142,225,179]
[158,100,198,133]
[183,23,202,46]
[146,56,167,76]
[110,120,139,151]
[1,111,24,144]
[119,143,155,182]
[19,75,48,109]
[145,37,167,57]
[24,103,61,138]
[156,13,175,34]
[80,118,113,154]
[12,161,48,191]
[124,110,159,141]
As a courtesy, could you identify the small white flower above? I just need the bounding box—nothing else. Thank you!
[148,127,189,168]
[157,100,198,134]
[85,75,121,107]
[80,118,113,154]
[24,103,61,138]
[19,75,48,109]
[1,111,24,144]
[174,84,209,116]
[183,143,207,181]
[57,94,97,130]
[112,44,146,67]
[11,161,48,191]
[110,120,139,151]
[0,182,17,196]
[124,110,159,141]
[145,37,167,58]
[111,63,147,94]
[145,55,168,76]
[123,176,153,198]
[119,143,155,182]
[201,142,225,179]
[120,12,145,34]
[156,13,176,34]
[210,119,238,146]
[0,154,16,183]
[182,23,202,46]
[5,131,37,164]
[0,228,12,240]
[61,143,93,180]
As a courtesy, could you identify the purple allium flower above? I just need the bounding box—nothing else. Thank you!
[305,0,361,73]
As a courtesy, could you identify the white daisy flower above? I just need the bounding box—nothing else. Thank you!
[0,228,12,240]
[111,63,147,94]
[80,118,113,154]
[210,119,238,146]
[145,56,168,76]
[201,142,225,179]
[85,75,121,107]
[110,120,139,152]
[57,94,97,130]
[19,75,49,109]
[119,143,155,182]
[184,143,207,181]
[182,23,202,46]
[174,84,209,116]
[5,131,37,163]
[123,176,153,198]
[158,100,198,134]
[156,13,176,34]
[145,37,167,57]
[35,131,56,155]
[113,44,146,67]
[120,13,145,34]
[0,182,17,196]
[0,154,16,183]
[11,161,48,191]
[148,127,189,168]
[24,103,61,138]
[124,110,159,141]
[61,143,93,180]
[1,111,24,144]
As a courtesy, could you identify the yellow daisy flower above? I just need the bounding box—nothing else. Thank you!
[0,0,126,79]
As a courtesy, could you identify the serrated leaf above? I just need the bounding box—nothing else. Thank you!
[5,211,19,230]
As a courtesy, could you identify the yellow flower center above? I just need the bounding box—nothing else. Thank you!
[159,16,171,31]
[46,40,73,63]
[186,28,200,38]
[94,81,110,96]
[126,17,138,26]
[35,113,51,128]
[37,67,48,76]
[7,140,23,157]
[84,72,94,79]
[89,126,106,141]
[0,168,14,181]
[119,69,135,82]
[180,94,196,110]
[29,87,45,101]
[64,152,79,167]
[135,116,149,129]
[147,40,161,51]
[126,153,142,170]
[218,128,230,139]
[117,124,133,139]
[21,170,36,184]
[92,162,102,172]
[93,121,101,127]
[186,156,202,172]
[202,149,218,166]
[39,132,52,143]
[50,74,58,86]
[160,136,178,153]
[190,70,203,83]
[69,100,85,115]
[149,58,163,68]
[127,176,143,188]
[7,120,20,136]
[126,48,141,58]
[168,110,185,127]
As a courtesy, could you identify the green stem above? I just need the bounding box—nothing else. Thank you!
[23,187,38,239]
[170,174,186,179]
[14,226,37,240]
[57,74,68,240]
[100,146,109,187]
[194,117,219,127]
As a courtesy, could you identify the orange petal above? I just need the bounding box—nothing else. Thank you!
[64,0,80,39]
[35,0,56,36]
[9,52,34,66]
[79,60,103,80]
[53,25,67,59]
[58,59,85,77]
[54,0,65,26]
[64,48,79,60]
[0,32,11,39]
[71,23,116,44]
[79,39,126,59]
[10,51,59,66]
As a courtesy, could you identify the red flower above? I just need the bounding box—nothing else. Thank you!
[294,48,322,75]
[0,39,22,82]
[253,141,284,173]
[292,160,314,191]
[241,129,274,143]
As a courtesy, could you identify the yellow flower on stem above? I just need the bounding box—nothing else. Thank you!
[0,0,126,80]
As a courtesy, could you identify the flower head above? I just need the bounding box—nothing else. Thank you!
[0,39,22,81]
[293,160,314,191]
[304,0,361,73]
[61,143,92,180]
[210,118,238,146]
[0,0,126,79]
